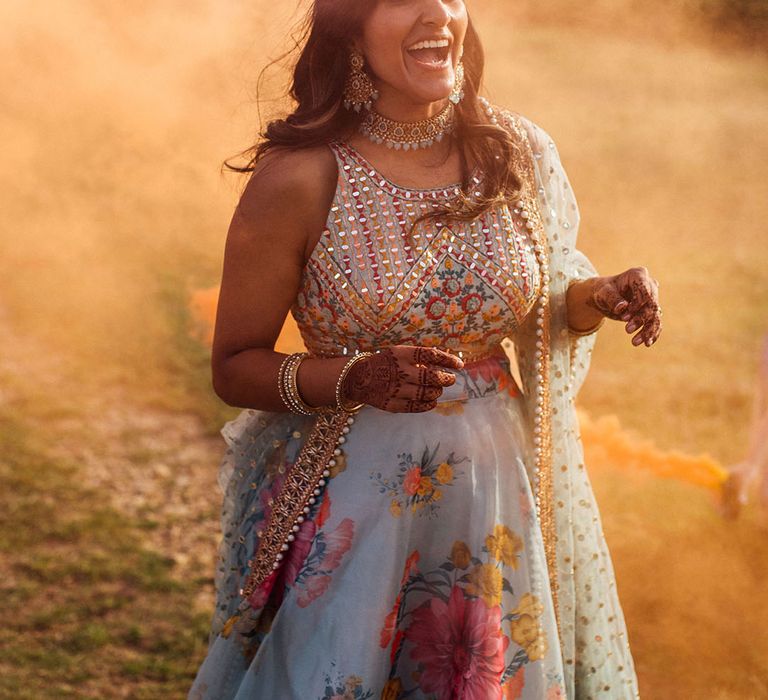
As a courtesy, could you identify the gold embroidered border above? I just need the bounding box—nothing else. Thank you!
[240,409,352,601]
[506,112,561,642]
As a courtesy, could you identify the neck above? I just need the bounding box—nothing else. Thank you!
[371,93,450,123]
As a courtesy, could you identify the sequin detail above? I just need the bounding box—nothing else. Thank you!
[291,141,542,361]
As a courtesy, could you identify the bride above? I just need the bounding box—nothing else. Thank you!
[189,1,660,698]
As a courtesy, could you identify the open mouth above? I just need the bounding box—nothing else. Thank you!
[405,38,452,67]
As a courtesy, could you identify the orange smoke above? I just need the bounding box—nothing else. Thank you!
[188,285,305,354]
[579,410,728,492]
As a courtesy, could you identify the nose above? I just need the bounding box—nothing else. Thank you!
[420,0,451,27]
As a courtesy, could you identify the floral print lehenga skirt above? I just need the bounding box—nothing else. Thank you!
[189,354,569,699]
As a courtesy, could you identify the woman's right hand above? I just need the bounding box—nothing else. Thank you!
[340,346,464,413]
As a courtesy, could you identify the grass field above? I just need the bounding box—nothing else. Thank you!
[1,1,767,697]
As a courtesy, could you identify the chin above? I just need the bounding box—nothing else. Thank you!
[401,73,455,107]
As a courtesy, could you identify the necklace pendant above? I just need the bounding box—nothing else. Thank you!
[359,101,456,152]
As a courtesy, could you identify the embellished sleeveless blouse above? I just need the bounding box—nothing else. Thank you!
[290,141,542,362]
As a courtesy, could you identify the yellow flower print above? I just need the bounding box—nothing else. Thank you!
[464,272,474,285]
[450,540,472,569]
[436,462,453,484]
[445,259,454,270]
[513,592,544,619]
[381,677,403,700]
[417,476,433,496]
[434,400,465,416]
[329,450,347,478]
[407,314,425,330]
[460,331,482,344]
[526,635,548,661]
[509,593,548,661]
[466,563,503,607]
[432,489,443,501]
[344,674,363,694]
[482,304,502,322]
[485,524,523,568]
[446,301,463,322]
[220,614,239,639]
[390,499,402,518]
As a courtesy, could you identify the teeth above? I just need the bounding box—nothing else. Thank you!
[407,38,450,52]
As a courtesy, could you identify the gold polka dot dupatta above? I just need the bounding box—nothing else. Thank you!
[502,111,641,699]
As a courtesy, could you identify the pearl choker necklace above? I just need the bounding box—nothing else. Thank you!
[359,102,456,151]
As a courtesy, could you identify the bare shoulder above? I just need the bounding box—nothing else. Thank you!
[234,144,338,252]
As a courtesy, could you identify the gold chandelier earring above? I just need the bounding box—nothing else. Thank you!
[343,49,379,112]
[449,54,465,105]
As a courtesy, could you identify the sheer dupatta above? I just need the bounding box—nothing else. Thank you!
[504,111,640,699]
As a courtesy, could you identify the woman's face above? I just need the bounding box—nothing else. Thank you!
[359,0,468,108]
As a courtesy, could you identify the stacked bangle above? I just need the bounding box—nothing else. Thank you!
[278,352,323,415]
[568,316,606,337]
[334,352,375,413]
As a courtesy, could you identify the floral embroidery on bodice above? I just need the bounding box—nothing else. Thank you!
[290,141,541,361]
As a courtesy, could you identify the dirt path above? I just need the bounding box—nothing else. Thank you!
[0,304,225,616]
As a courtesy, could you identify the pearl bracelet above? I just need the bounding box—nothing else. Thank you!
[334,352,374,413]
[278,352,323,415]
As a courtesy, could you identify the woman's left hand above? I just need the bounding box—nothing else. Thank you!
[589,267,662,347]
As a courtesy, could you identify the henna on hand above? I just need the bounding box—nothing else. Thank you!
[342,349,408,412]
[417,367,457,388]
[590,267,662,347]
[339,345,463,414]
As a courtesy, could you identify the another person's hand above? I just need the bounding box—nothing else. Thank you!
[589,267,662,347]
[340,345,463,413]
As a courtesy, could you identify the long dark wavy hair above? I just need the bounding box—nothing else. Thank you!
[226,0,525,226]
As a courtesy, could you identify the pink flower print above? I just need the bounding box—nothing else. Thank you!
[317,491,331,528]
[317,517,354,570]
[403,465,422,496]
[380,550,421,649]
[291,518,355,608]
[546,684,566,700]
[380,608,398,650]
[297,574,333,607]
[247,569,278,610]
[467,359,500,385]
[283,519,317,587]
[405,584,508,700]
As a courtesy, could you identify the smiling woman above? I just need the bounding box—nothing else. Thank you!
[187,1,658,698]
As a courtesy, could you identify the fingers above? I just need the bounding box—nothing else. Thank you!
[608,267,662,348]
[400,365,457,388]
[395,345,464,371]
[625,300,662,347]
[367,346,463,412]
[619,267,657,319]
[381,397,439,414]
[590,280,627,319]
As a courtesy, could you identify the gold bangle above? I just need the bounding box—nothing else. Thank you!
[567,277,606,337]
[335,352,374,413]
[568,316,606,337]
[278,352,323,415]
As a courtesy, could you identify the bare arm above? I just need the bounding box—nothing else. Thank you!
[210,146,346,411]
[210,146,463,413]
